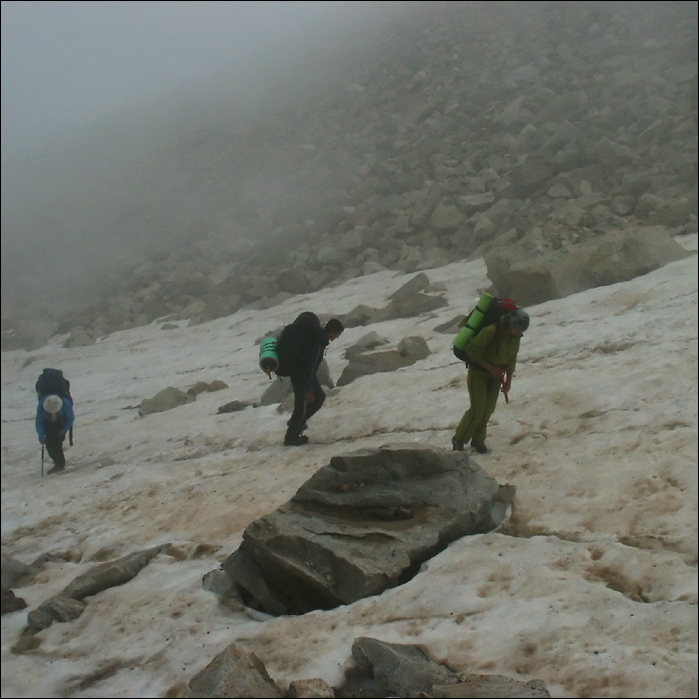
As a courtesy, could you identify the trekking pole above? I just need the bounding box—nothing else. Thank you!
[501,380,510,404]
[41,444,45,478]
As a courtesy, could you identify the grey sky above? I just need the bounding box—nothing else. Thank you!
[1,0,398,159]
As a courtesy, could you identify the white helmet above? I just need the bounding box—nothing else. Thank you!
[43,395,63,414]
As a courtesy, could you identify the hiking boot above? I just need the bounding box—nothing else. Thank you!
[47,465,65,475]
[284,435,309,447]
[471,442,488,454]
[451,437,465,452]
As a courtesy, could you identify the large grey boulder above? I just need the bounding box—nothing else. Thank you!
[339,273,447,331]
[485,226,693,305]
[214,445,514,616]
[343,331,390,359]
[336,336,430,387]
[340,290,447,329]
[138,386,196,416]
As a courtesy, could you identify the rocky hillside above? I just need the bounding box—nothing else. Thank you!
[2,0,697,350]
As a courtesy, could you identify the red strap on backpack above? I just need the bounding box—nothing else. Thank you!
[497,298,517,313]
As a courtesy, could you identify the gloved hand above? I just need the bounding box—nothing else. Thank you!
[39,437,45,445]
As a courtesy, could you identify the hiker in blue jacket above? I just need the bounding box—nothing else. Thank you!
[36,394,74,474]
[283,315,344,446]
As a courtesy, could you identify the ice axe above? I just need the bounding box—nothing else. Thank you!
[41,444,45,478]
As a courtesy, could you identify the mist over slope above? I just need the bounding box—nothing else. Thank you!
[1,1,697,349]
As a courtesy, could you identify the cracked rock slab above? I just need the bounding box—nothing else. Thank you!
[218,445,512,615]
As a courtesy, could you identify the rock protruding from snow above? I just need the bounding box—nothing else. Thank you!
[187,642,283,698]
[138,386,196,416]
[213,445,514,616]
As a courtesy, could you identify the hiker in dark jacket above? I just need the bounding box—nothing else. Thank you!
[36,394,75,474]
[284,316,344,446]
[452,309,529,454]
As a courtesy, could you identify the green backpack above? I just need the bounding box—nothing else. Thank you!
[453,294,517,366]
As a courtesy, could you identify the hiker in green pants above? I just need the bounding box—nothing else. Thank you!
[452,309,530,454]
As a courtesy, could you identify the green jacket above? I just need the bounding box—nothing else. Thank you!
[466,323,520,374]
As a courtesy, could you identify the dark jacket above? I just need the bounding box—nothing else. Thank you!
[291,322,329,393]
[276,312,329,391]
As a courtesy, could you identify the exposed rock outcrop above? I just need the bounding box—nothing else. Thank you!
[17,545,168,635]
[188,643,283,699]
[186,637,551,699]
[138,386,196,416]
[485,225,693,305]
[336,336,431,387]
[209,445,514,616]
[1,589,27,616]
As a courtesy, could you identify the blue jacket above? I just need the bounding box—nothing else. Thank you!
[36,395,75,443]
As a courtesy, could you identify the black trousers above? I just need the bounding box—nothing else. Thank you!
[285,373,325,440]
[44,422,66,468]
